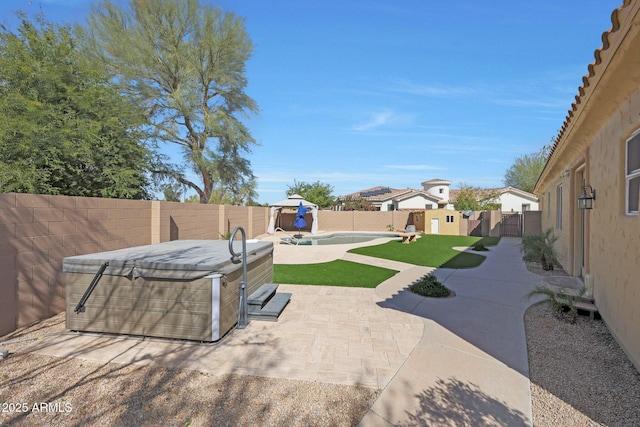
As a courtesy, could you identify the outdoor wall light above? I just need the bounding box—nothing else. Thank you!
[578,185,596,210]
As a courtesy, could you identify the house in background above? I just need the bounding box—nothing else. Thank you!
[421,178,454,209]
[494,187,539,212]
[534,1,640,371]
[337,186,443,211]
[338,179,538,213]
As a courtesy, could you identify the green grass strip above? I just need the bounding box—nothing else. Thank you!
[349,235,500,268]
[274,259,398,288]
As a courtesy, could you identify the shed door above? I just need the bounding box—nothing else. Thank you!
[430,218,440,234]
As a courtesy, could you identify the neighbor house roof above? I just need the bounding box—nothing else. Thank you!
[448,186,537,203]
[340,185,446,205]
[339,186,414,203]
[421,178,451,187]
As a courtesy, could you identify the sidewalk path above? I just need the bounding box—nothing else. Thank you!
[359,237,542,426]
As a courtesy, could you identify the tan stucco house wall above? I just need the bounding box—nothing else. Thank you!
[534,0,640,371]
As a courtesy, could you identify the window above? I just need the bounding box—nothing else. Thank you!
[439,188,444,194]
[556,185,563,230]
[626,131,640,215]
[446,215,455,223]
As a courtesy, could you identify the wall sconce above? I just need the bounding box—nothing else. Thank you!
[578,185,596,210]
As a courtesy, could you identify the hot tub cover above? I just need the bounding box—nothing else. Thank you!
[63,240,273,280]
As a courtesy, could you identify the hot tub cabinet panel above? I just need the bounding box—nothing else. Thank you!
[64,240,273,342]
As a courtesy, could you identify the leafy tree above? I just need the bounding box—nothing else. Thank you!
[504,145,551,193]
[208,176,257,205]
[339,195,374,211]
[0,14,151,198]
[161,183,184,202]
[453,184,501,211]
[81,0,258,203]
[286,180,335,208]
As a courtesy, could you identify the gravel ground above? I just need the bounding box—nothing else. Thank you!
[524,262,640,427]
[2,263,639,426]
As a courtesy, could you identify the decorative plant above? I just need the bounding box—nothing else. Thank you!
[472,242,488,251]
[409,274,451,298]
[526,285,587,323]
[387,224,394,231]
[520,228,558,270]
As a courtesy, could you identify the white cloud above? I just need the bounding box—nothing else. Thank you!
[352,110,395,131]
[352,109,417,132]
[386,78,482,97]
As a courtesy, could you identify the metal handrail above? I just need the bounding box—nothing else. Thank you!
[228,226,249,329]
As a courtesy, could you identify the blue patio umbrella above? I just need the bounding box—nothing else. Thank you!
[293,201,307,236]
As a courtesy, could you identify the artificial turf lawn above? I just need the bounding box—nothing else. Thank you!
[348,234,500,268]
[274,259,398,288]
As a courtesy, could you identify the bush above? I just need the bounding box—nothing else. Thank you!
[409,274,451,298]
[520,228,558,270]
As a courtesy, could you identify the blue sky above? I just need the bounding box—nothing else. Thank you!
[0,0,621,204]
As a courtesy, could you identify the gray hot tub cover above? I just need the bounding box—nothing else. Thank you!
[63,240,273,280]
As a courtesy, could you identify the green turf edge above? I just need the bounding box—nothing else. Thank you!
[274,259,398,288]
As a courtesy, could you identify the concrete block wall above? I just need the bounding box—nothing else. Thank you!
[317,211,354,231]
[155,201,221,242]
[318,210,411,232]
[0,193,151,335]
[0,194,271,337]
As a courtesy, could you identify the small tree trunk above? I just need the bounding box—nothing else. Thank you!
[541,254,549,270]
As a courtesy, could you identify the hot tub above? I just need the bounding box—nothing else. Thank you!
[64,240,273,342]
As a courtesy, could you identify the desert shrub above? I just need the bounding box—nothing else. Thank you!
[409,274,451,298]
[520,228,558,270]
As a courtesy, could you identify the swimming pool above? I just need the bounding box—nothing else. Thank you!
[286,232,399,246]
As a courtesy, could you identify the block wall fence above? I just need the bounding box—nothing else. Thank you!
[0,193,530,336]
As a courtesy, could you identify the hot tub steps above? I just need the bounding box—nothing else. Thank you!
[248,284,291,321]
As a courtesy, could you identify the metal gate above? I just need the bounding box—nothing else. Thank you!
[501,213,523,237]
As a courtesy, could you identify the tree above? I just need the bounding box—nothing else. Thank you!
[286,180,335,208]
[503,145,551,193]
[0,14,151,198]
[453,184,501,211]
[338,195,374,211]
[161,183,184,202]
[81,0,258,203]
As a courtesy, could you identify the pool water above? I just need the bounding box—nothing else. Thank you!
[292,232,399,246]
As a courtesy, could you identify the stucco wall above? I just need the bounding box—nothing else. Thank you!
[396,196,438,211]
[539,176,572,270]
[538,85,640,372]
[587,87,640,371]
[498,192,539,213]
[422,210,461,235]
